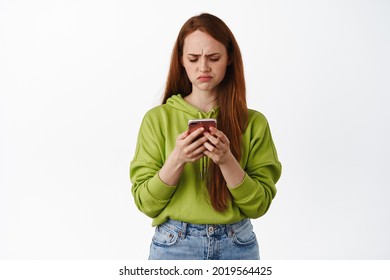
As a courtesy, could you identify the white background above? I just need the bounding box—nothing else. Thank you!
[1,0,389,260]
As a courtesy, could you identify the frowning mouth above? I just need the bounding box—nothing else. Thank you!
[198,75,212,82]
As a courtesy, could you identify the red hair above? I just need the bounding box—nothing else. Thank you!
[162,13,248,211]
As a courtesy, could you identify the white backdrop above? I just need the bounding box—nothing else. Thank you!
[1,0,389,260]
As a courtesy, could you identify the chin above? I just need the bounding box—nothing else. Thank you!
[196,85,217,92]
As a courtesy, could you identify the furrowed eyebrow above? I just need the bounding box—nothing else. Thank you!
[187,53,221,57]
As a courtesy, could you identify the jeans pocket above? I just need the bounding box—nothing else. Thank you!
[231,222,257,246]
[152,224,179,247]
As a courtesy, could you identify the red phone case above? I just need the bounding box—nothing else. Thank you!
[188,119,217,133]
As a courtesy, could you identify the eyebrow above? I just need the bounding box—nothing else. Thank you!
[187,53,221,57]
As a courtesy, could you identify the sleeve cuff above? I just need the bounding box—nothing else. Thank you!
[228,173,259,201]
[147,172,177,200]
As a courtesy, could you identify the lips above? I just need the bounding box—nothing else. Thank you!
[198,75,212,82]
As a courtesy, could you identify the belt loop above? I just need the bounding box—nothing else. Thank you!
[226,223,234,237]
[180,221,187,239]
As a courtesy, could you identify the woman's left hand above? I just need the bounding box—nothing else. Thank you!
[203,127,233,165]
[203,126,246,188]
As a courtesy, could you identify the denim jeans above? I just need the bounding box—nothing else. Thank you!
[148,218,260,260]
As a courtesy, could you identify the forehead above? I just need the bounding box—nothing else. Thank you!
[183,30,226,55]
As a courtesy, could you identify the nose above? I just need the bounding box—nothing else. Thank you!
[199,57,210,72]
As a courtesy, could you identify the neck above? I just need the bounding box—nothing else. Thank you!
[184,90,218,113]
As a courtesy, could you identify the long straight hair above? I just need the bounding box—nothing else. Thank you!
[162,13,248,211]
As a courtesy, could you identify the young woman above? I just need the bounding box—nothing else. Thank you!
[130,13,282,260]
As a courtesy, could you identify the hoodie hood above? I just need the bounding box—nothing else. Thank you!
[166,94,219,119]
[167,94,219,180]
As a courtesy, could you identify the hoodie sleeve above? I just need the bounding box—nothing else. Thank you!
[228,113,282,218]
[130,112,177,218]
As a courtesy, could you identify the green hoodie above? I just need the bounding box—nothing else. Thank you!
[130,94,282,226]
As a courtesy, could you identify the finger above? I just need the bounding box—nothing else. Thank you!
[186,144,207,162]
[203,131,220,147]
[203,149,219,163]
[192,143,207,156]
[177,130,190,140]
[191,135,208,146]
[186,127,205,143]
[203,141,218,153]
[209,127,226,142]
[203,150,211,158]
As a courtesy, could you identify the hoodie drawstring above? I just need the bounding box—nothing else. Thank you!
[197,111,207,181]
[200,156,208,180]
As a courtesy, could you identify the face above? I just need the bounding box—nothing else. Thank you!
[181,30,229,95]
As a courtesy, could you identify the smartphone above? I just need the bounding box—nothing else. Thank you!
[188,118,217,134]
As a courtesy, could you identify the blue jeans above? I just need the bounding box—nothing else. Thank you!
[148,218,260,260]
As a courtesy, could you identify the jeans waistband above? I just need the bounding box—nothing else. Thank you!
[161,218,252,238]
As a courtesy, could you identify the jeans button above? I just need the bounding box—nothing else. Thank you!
[208,226,214,232]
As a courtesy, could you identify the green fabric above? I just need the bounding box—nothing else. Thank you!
[130,94,282,226]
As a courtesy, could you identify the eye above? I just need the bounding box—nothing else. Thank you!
[209,57,220,62]
[187,55,199,63]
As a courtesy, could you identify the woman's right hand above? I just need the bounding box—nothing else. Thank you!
[174,127,208,164]
[158,127,208,186]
